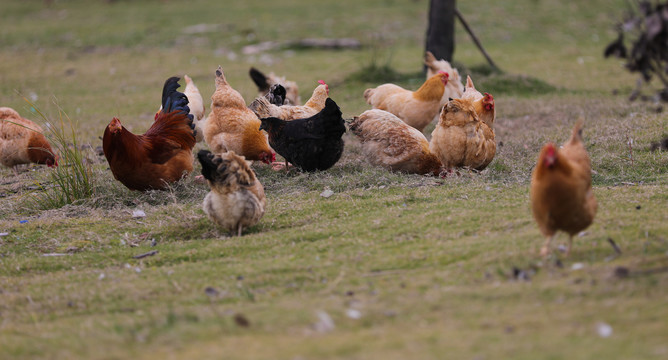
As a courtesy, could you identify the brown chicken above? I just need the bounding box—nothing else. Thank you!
[197,150,266,236]
[203,66,275,164]
[249,67,301,105]
[248,80,329,121]
[0,107,58,172]
[363,71,449,132]
[103,77,196,191]
[349,109,443,175]
[530,121,597,257]
[429,98,495,170]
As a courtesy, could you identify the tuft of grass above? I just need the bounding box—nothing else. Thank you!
[22,97,95,211]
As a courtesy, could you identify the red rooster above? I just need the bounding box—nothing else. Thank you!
[103,77,196,191]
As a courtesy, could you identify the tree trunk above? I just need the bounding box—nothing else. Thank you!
[425,0,456,65]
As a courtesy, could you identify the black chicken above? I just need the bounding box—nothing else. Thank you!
[259,98,345,172]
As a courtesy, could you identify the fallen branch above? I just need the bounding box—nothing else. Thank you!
[132,250,158,259]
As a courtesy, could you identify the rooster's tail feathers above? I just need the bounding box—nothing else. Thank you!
[161,77,193,122]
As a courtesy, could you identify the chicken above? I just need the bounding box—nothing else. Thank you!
[530,121,597,257]
[461,75,495,128]
[457,75,497,170]
[429,97,494,170]
[349,109,443,175]
[0,107,58,171]
[203,66,275,164]
[249,67,301,105]
[103,77,196,191]
[183,75,206,142]
[424,51,464,105]
[363,71,449,132]
[259,97,345,172]
[248,80,329,121]
[197,150,266,236]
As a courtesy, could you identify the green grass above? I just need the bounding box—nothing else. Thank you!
[1,0,667,359]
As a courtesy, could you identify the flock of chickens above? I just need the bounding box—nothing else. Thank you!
[0,51,597,256]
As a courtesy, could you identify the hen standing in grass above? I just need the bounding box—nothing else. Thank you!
[349,109,443,175]
[203,66,275,164]
[103,77,196,191]
[197,150,266,237]
[363,71,449,132]
[259,98,345,172]
[530,121,597,257]
[0,107,58,172]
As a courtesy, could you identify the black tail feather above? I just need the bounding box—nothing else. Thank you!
[161,77,194,122]
[249,67,270,92]
[197,150,219,182]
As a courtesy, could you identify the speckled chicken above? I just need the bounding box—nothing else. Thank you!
[249,67,301,105]
[198,150,266,236]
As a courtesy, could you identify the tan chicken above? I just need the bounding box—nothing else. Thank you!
[349,109,443,175]
[461,75,495,128]
[429,98,494,170]
[197,150,266,236]
[530,121,597,257]
[424,51,465,107]
[203,66,274,164]
[363,72,449,132]
[183,75,206,142]
[460,75,497,170]
[248,80,329,120]
[0,107,57,172]
[249,67,301,105]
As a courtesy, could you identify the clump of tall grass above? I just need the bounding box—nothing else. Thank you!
[23,96,95,210]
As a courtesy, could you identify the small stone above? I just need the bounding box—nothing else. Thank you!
[345,308,362,319]
[132,210,146,218]
[320,189,334,198]
[596,322,613,338]
[571,263,585,271]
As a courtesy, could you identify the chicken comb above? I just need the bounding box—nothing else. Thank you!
[438,71,449,78]
[318,80,326,85]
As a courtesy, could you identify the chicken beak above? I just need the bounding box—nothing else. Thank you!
[108,117,122,133]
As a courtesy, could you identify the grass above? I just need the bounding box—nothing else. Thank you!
[0,0,667,359]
